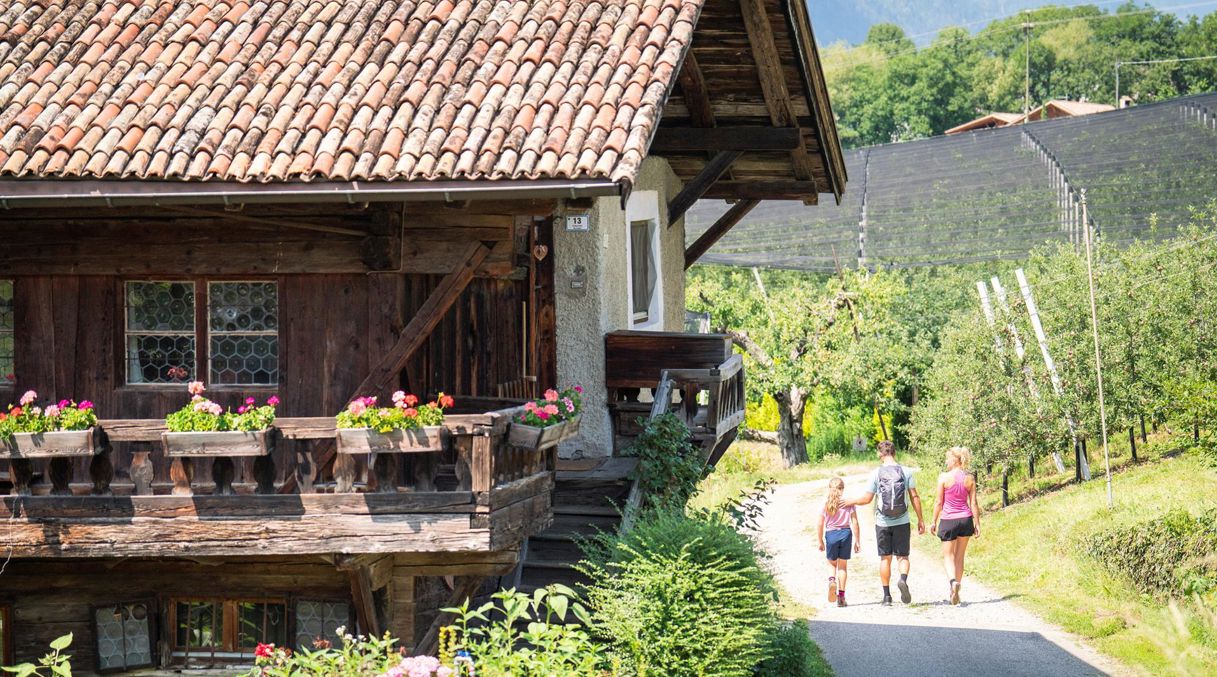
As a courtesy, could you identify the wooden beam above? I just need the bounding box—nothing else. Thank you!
[162,206,369,237]
[684,199,760,269]
[652,127,802,153]
[702,181,820,201]
[348,565,382,636]
[414,576,485,656]
[279,241,492,494]
[667,150,742,225]
[737,0,818,189]
[677,51,715,128]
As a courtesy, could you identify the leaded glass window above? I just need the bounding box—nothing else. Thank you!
[294,600,350,650]
[125,282,195,384]
[94,601,154,671]
[0,280,14,384]
[208,282,278,385]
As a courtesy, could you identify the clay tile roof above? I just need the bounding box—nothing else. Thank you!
[0,0,702,186]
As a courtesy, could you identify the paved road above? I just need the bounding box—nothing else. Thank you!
[756,475,1128,677]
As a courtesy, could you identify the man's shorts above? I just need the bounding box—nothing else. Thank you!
[875,522,911,557]
[825,528,853,560]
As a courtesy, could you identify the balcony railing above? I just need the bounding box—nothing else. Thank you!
[0,403,555,558]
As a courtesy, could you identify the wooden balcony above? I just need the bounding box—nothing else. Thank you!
[0,404,552,559]
[605,330,746,463]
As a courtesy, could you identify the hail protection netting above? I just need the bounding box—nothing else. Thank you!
[686,92,1217,271]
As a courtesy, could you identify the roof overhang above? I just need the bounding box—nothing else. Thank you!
[0,178,622,209]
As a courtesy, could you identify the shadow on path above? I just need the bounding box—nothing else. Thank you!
[808,620,1110,677]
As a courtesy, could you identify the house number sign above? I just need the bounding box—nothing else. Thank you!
[565,211,590,231]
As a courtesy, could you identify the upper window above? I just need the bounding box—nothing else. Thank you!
[625,191,663,330]
[125,281,278,386]
[94,601,155,671]
[0,280,12,384]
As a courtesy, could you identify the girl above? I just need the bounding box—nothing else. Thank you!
[817,477,861,607]
[931,446,981,605]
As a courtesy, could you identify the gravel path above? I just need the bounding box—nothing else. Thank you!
[756,474,1128,677]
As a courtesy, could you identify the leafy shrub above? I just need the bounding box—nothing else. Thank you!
[5,633,74,677]
[248,631,401,676]
[444,586,611,676]
[805,402,874,463]
[756,620,831,677]
[1085,508,1217,597]
[579,507,777,676]
[623,413,706,510]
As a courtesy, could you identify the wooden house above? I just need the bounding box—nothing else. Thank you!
[0,0,845,672]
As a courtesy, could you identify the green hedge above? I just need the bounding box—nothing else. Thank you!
[1085,508,1217,597]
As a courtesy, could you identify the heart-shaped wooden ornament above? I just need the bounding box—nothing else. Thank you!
[532,244,550,261]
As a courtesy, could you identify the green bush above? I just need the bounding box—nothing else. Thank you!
[806,402,874,463]
[623,413,706,510]
[756,620,832,677]
[1085,508,1217,597]
[579,508,777,676]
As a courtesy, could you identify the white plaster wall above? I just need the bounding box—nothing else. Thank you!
[553,157,686,458]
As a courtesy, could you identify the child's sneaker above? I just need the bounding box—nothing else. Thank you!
[827,577,837,603]
[837,592,847,607]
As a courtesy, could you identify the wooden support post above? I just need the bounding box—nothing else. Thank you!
[684,199,760,269]
[10,459,33,496]
[414,576,485,657]
[253,454,276,494]
[130,448,154,496]
[348,567,382,637]
[212,458,236,495]
[89,430,113,495]
[335,453,357,494]
[280,242,491,494]
[667,150,743,225]
[48,458,73,496]
[295,441,317,494]
[388,569,417,648]
[170,458,194,496]
[371,453,399,493]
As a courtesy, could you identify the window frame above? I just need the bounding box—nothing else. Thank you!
[91,599,157,674]
[624,192,664,331]
[167,597,289,660]
[1,603,12,667]
[292,598,355,652]
[120,277,280,389]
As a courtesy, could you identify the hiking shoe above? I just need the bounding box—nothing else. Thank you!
[898,579,912,604]
[881,595,893,607]
[827,578,837,603]
[950,581,961,606]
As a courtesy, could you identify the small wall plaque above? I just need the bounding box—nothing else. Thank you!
[565,211,590,231]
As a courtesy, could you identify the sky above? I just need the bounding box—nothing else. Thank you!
[807,0,1217,46]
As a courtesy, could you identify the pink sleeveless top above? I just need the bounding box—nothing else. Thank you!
[941,469,972,520]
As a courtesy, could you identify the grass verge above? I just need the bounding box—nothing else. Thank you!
[691,440,873,512]
[920,452,1217,675]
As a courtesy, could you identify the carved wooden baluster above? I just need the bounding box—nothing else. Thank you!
[170,457,194,496]
[252,455,275,495]
[335,452,357,493]
[212,458,236,495]
[295,441,316,494]
[48,457,74,496]
[89,430,114,495]
[371,452,398,493]
[452,436,472,491]
[10,459,33,496]
[129,446,154,496]
[411,451,438,492]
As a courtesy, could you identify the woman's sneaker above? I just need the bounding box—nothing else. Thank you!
[827,577,837,603]
[950,581,961,606]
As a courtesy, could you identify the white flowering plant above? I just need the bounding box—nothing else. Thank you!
[165,381,279,433]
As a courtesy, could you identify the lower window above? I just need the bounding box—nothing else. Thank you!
[294,600,352,650]
[94,601,155,671]
[171,599,286,658]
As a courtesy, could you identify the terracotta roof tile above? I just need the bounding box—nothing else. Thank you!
[0,0,701,186]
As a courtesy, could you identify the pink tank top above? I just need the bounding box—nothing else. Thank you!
[941,469,972,520]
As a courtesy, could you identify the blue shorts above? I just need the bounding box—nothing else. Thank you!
[825,528,853,561]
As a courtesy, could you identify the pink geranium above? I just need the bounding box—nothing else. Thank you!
[19,390,36,406]
[44,404,60,418]
[348,399,368,416]
[187,381,205,397]
[543,403,559,416]
[79,400,94,410]
[267,396,280,407]
[544,388,559,402]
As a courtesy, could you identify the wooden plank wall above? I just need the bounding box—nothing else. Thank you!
[0,202,557,489]
[0,557,351,671]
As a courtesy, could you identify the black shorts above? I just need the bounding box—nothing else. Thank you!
[938,516,975,541]
[876,523,911,557]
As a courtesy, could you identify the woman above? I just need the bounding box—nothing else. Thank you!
[931,447,981,605]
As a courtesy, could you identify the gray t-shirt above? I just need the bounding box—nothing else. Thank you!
[867,464,916,527]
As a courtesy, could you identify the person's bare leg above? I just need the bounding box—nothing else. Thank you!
[838,558,849,592]
[827,558,838,602]
[879,555,892,586]
[898,555,911,577]
[954,536,971,582]
[942,540,955,581]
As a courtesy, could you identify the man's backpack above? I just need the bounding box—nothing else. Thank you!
[877,465,908,518]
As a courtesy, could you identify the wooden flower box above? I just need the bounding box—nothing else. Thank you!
[5,427,99,458]
[161,429,273,457]
[336,426,446,455]
[508,415,581,451]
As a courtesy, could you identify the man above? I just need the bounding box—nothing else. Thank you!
[844,440,925,605]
